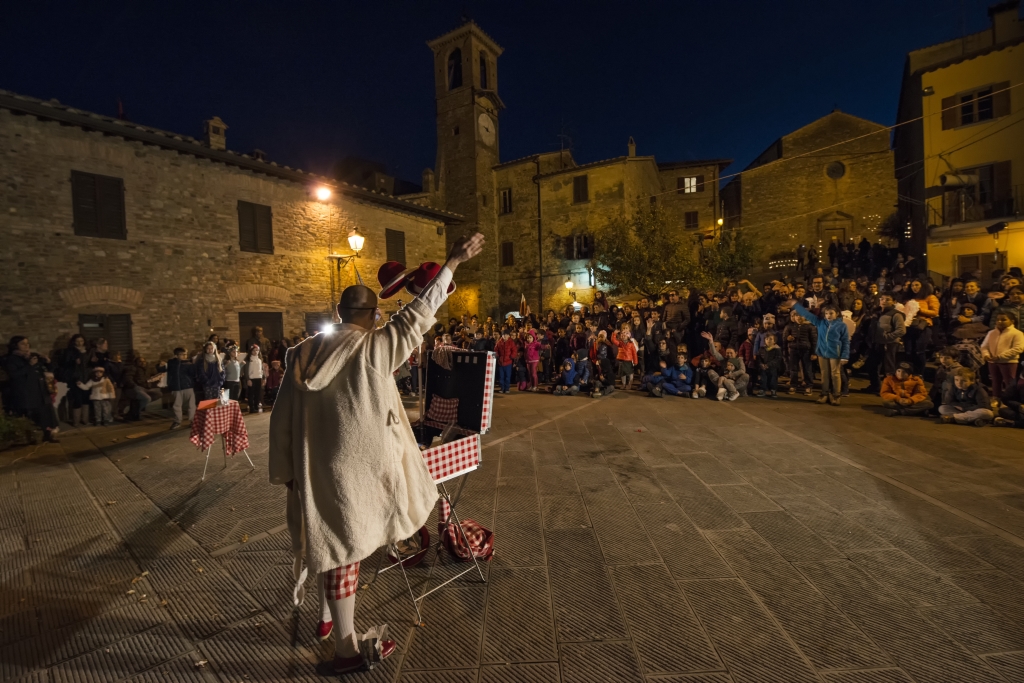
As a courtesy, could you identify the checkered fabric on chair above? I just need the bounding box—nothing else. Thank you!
[422,434,481,483]
[425,395,459,424]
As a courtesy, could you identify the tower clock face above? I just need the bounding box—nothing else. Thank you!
[477,113,496,147]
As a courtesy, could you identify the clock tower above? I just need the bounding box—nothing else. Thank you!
[427,21,504,318]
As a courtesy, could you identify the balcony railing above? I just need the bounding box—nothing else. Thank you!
[942,185,1021,225]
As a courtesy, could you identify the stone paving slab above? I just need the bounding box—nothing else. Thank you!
[3,389,1024,681]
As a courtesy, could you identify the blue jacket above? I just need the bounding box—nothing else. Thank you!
[793,303,850,360]
[165,358,195,391]
[559,358,577,386]
[573,357,591,385]
[662,363,693,387]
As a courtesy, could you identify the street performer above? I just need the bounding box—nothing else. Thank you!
[269,232,485,674]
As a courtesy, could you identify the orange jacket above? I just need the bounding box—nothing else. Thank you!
[611,332,639,364]
[915,294,940,326]
[880,374,928,403]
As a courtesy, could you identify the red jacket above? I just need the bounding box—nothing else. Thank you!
[495,338,518,366]
[611,332,639,364]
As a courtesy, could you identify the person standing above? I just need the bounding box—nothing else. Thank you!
[165,347,196,430]
[981,313,1023,400]
[269,233,484,673]
[244,345,265,413]
[865,294,905,393]
[223,346,242,401]
[196,341,226,400]
[791,302,850,406]
[61,334,92,427]
[3,337,59,442]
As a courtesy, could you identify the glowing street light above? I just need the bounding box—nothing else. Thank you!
[315,186,332,201]
[564,277,573,289]
[717,217,724,226]
[347,228,365,253]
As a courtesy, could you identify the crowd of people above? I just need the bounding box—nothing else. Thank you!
[3,256,1023,442]
[417,259,1023,429]
[0,326,299,441]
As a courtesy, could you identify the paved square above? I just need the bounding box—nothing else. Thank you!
[3,390,1024,682]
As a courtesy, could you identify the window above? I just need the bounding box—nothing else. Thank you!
[572,175,589,204]
[677,175,705,194]
[563,234,592,260]
[501,241,514,266]
[685,211,699,230]
[385,228,406,265]
[71,171,126,239]
[479,51,488,89]
[453,126,459,136]
[942,82,1010,129]
[447,48,463,90]
[499,188,513,214]
[304,312,332,334]
[943,161,1014,223]
[237,200,273,254]
[78,314,133,357]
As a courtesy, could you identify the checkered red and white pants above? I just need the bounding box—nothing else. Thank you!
[321,562,360,599]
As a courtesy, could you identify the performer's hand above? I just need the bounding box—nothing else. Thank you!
[445,232,486,273]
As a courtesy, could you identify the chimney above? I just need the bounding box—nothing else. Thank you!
[204,116,228,151]
[627,136,636,158]
[422,168,435,193]
[252,149,266,161]
[989,1,1023,44]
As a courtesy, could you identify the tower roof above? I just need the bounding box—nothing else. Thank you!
[427,19,504,55]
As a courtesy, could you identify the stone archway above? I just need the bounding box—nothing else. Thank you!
[59,285,144,310]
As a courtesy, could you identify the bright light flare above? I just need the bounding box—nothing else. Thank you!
[315,186,332,201]
[348,229,365,253]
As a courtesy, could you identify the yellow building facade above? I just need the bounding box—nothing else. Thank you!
[895,1,1023,281]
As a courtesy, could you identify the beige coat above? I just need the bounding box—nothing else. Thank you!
[269,278,449,582]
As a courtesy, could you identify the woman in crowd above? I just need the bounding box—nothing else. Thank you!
[243,344,265,413]
[61,334,92,427]
[2,336,59,442]
[196,341,225,400]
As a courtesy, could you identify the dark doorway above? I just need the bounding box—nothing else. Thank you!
[957,252,1007,280]
[238,312,284,344]
[78,314,133,357]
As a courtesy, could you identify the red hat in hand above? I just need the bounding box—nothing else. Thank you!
[405,262,456,296]
[377,261,413,299]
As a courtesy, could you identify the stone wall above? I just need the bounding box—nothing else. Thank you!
[723,111,897,277]
[0,109,447,362]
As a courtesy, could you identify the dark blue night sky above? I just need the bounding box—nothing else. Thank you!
[0,1,998,185]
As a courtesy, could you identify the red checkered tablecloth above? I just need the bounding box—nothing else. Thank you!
[189,400,250,456]
[422,434,480,484]
[480,352,495,434]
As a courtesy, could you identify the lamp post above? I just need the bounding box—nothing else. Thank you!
[328,229,368,314]
[564,276,577,304]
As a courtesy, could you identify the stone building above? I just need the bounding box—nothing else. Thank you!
[408,21,731,317]
[0,90,458,363]
[721,111,897,278]
[894,0,1023,280]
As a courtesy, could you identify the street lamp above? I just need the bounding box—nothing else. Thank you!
[564,277,573,290]
[315,186,332,201]
[347,228,365,254]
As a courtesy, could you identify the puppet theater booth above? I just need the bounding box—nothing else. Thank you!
[364,348,496,625]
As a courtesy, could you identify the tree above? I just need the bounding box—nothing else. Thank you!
[699,229,758,282]
[591,205,708,297]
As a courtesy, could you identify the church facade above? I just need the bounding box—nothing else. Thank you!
[408,21,730,318]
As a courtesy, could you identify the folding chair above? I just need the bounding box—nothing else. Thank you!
[364,350,495,625]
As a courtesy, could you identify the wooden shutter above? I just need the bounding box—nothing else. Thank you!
[386,228,406,265]
[254,204,273,254]
[685,211,698,230]
[993,160,1012,213]
[564,235,576,259]
[105,314,133,357]
[696,175,705,192]
[941,95,957,130]
[676,177,686,194]
[578,234,592,259]
[71,171,99,236]
[96,175,126,238]
[238,201,257,252]
[992,81,1011,118]
[573,176,588,203]
[501,241,514,266]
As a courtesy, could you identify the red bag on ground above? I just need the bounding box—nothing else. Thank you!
[441,518,494,562]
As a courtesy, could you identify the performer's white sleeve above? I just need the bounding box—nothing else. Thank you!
[364,265,452,375]
[416,265,453,314]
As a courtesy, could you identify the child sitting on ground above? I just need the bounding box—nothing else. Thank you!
[77,366,117,426]
[652,353,693,397]
[552,358,579,396]
[939,368,993,427]
[691,355,714,399]
[880,361,933,417]
[929,347,962,414]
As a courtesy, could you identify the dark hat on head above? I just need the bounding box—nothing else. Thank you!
[896,361,912,373]
[405,262,456,296]
[377,261,413,299]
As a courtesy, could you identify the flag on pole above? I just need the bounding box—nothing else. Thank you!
[519,293,528,317]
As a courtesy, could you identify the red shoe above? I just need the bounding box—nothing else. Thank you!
[332,640,396,673]
[317,620,333,641]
